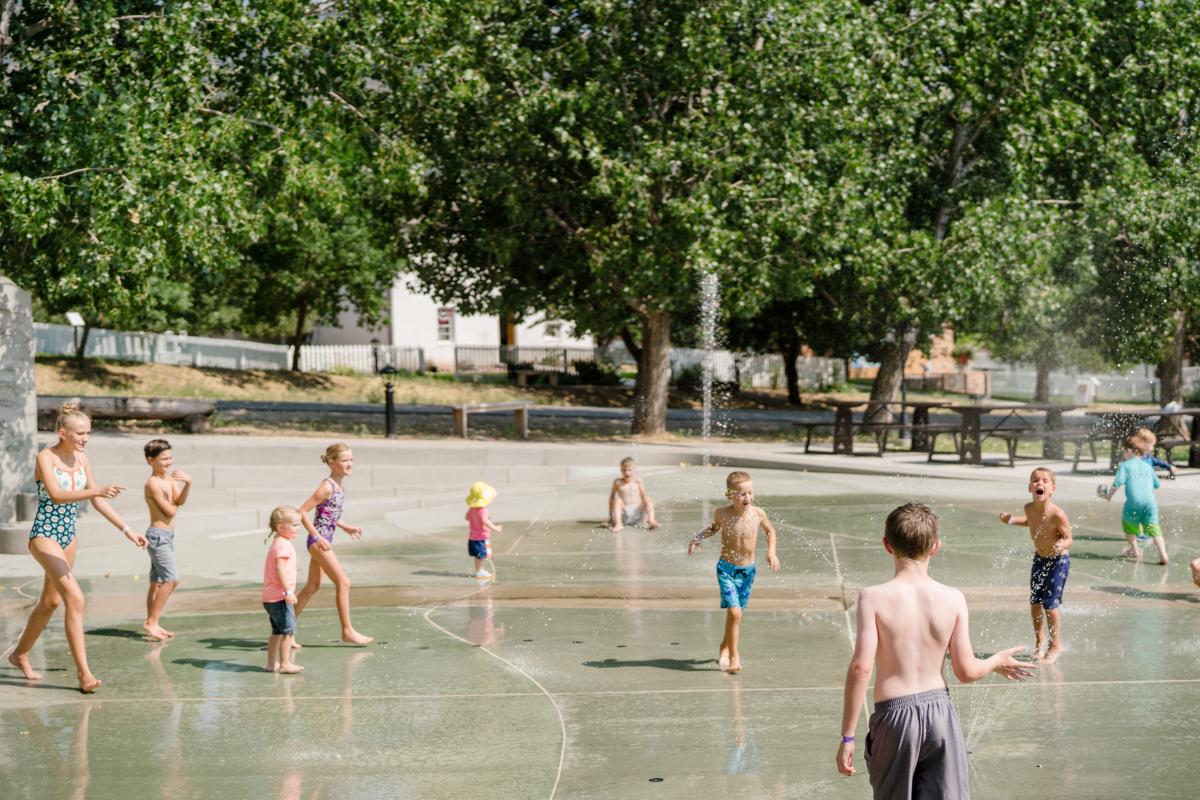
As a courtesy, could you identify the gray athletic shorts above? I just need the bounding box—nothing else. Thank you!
[866,687,970,800]
[146,527,180,583]
[621,505,645,527]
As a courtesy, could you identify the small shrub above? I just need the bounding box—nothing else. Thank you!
[573,360,621,386]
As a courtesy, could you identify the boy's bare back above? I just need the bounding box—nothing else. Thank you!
[858,574,966,701]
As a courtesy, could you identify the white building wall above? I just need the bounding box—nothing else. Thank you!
[308,276,592,372]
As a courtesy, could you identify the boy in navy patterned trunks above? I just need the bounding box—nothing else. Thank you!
[1000,467,1074,663]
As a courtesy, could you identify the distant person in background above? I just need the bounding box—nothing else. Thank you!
[6,403,146,693]
[608,457,660,531]
[294,443,373,645]
[141,438,192,641]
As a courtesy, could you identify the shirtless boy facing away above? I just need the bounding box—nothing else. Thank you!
[837,503,1034,799]
[1000,467,1073,663]
[688,470,780,674]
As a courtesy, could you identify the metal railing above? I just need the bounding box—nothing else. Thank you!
[453,345,601,373]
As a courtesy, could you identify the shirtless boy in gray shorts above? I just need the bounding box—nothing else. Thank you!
[142,439,192,641]
[836,503,1036,798]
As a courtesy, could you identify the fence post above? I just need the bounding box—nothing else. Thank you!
[417,348,425,373]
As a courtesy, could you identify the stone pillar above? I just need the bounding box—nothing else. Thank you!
[0,277,36,552]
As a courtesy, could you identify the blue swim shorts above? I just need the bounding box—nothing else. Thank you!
[1029,553,1070,610]
[716,559,757,609]
[263,600,296,636]
[468,539,491,559]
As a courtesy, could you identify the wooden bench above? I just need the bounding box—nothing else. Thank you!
[511,369,563,387]
[794,421,835,453]
[38,395,216,433]
[991,429,1101,470]
[871,423,963,458]
[796,420,961,457]
[451,402,530,438]
[1152,436,1192,465]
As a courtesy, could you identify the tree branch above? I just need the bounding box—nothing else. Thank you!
[198,106,285,135]
[36,166,123,181]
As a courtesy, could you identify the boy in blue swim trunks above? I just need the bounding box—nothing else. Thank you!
[1000,467,1073,663]
[1102,436,1168,565]
[688,470,780,674]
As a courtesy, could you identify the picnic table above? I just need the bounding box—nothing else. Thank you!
[1093,406,1200,468]
[815,399,956,455]
[948,402,1080,465]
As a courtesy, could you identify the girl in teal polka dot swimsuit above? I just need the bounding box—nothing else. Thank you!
[7,403,146,693]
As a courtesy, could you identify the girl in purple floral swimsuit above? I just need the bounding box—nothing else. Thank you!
[294,443,373,645]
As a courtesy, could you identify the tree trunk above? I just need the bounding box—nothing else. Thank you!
[1157,308,1186,405]
[1034,354,1053,404]
[73,322,92,365]
[290,295,309,372]
[867,339,904,424]
[621,325,645,401]
[631,310,671,435]
[782,336,802,406]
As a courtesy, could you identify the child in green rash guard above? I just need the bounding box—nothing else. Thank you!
[1102,436,1167,565]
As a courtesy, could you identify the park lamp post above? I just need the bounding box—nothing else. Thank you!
[371,337,381,374]
[380,365,397,439]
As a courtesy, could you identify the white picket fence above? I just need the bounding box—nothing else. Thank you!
[984,365,1200,403]
[668,348,845,390]
[34,323,423,375]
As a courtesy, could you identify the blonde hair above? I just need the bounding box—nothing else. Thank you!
[265,505,301,542]
[56,402,90,432]
[725,470,751,491]
[620,457,636,468]
[1133,427,1157,454]
[1030,467,1057,486]
[885,502,939,559]
[320,443,351,465]
[1125,434,1150,456]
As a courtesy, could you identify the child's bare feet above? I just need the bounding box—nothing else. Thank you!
[718,643,730,668]
[159,627,175,639]
[611,523,624,532]
[278,663,304,674]
[266,661,279,673]
[648,521,661,530]
[78,673,102,693]
[1120,546,1141,560]
[290,641,302,650]
[726,659,742,674]
[1042,646,1063,664]
[342,630,373,645]
[142,622,168,641]
[7,650,43,681]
